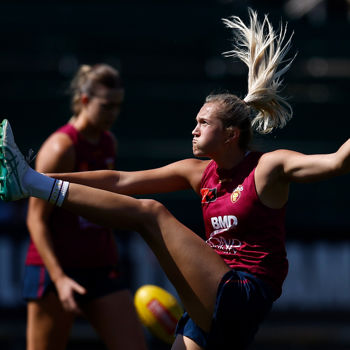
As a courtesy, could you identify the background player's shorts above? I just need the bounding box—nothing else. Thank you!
[22,265,128,303]
[175,269,274,349]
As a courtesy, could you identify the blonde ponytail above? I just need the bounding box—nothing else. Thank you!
[222,9,295,134]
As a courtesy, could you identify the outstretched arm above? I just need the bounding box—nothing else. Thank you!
[255,139,350,208]
[275,139,350,183]
[49,158,210,196]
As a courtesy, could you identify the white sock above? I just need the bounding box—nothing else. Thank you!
[23,167,69,207]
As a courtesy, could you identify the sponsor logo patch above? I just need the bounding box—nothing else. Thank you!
[231,185,243,203]
[210,215,238,231]
[200,188,217,203]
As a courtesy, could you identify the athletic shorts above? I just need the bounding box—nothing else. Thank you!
[175,270,274,349]
[22,265,128,303]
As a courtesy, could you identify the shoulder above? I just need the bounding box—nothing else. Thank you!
[41,131,75,155]
[35,132,75,172]
[56,123,76,136]
[258,149,297,169]
[255,149,296,208]
[255,149,299,185]
[174,158,211,193]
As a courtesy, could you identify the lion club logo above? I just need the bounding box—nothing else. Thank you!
[200,188,217,203]
[231,185,243,203]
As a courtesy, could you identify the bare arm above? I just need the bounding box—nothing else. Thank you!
[255,139,350,208]
[27,132,86,312]
[264,139,350,184]
[281,139,350,182]
[49,158,210,196]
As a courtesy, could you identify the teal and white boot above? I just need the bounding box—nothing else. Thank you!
[0,119,30,201]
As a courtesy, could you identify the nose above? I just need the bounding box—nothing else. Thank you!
[192,123,200,136]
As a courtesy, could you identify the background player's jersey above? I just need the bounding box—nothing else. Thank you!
[25,124,118,267]
[200,151,288,298]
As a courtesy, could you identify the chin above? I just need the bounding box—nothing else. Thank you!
[193,149,204,158]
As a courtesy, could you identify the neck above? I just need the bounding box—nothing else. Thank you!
[71,114,102,144]
[214,147,246,170]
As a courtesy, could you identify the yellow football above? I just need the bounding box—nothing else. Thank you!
[134,285,183,344]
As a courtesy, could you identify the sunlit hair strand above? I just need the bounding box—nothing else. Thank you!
[222,9,295,134]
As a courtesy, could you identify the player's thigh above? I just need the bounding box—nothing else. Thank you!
[140,200,230,330]
[82,289,147,350]
[26,291,75,350]
[172,335,203,350]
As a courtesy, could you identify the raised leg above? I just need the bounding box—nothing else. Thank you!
[0,119,230,332]
[64,183,230,331]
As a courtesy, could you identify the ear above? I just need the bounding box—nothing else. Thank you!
[225,127,240,144]
[81,94,90,106]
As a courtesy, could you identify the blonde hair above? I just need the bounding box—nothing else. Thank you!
[70,64,122,116]
[222,9,295,134]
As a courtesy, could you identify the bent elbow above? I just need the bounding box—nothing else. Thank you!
[331,154,348,177]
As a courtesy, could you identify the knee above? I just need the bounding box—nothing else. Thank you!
[138,198,167,218]
[136,199,168,232]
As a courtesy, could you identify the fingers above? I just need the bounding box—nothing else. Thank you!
[63,282,87,313]
[56,277,87,314]
[71,280,87,295]
[62,295,81,314]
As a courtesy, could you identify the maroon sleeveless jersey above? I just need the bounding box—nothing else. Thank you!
[200,152,288,298]
[25,124,118,267]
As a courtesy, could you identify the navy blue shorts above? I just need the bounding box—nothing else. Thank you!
[175,270,274,349]
[23,265,128,303]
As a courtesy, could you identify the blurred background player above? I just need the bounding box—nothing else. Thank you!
[23,64,147,350]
